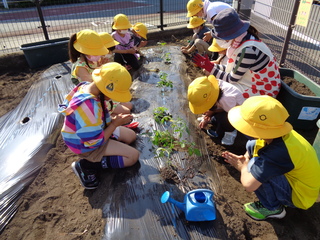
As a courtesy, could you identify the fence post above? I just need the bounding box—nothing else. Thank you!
[158,0,167,30]
[34,0,49,40]
[236,0,242,13]
[279,0,300,67]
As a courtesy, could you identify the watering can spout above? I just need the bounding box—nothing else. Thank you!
[161,191,186,212]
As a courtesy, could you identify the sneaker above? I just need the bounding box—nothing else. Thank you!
[221,130,237,145]
[244,201,286,220]
[71,161,99,189]
[197,116,204,122]
[207,129,218,138]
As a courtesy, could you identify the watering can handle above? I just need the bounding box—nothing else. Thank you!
[187,189,214,202]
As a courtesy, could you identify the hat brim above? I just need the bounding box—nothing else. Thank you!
[208,39,227,52]
[189,75,219,114]
[186,12,194,17]
[228,106,293,139]
[211,21,250,40]
[136,32,147,40]
[74,42,109,56]
[104,39,119,49]
[187,20,205,29]
[105,90,132,103]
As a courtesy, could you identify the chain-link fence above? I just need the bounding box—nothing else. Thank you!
[1,0,319,83]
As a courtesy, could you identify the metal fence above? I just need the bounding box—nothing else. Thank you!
[0,0,319,84]
[239,0,320,84]
[0,0,206,54]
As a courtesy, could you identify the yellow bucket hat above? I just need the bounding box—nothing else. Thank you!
[99,32,119,48]
[186,0,204,17]
[188,75,219,114]
[92,62,132,102]
[228,95,293,139]
[73,29,109,56]
[132,22,148,39]
[187,16,206,29]
[112,13,132,30]
[208,38,227,52]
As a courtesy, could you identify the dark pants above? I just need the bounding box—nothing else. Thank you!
[212,111,234,138]
[246,140,296,210]
[114,53,140,70]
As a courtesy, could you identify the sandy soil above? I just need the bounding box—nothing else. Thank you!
[0,37,319,240]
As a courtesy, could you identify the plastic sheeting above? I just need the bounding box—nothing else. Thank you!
[99,46,227,239]
[0,62,73,232]
[0,46,228,239]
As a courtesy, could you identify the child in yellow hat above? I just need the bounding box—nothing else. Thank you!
[68,29,109,85]
[187,75,244,145]
[58,62,140,189]
[99,32,120,63]
[186,0,232,43]
[223,95,320,220]
[111,14,140,71]
[208,38,228,65]
[200,38,228,76]
[131,22,148,49]
[181,16,213,57]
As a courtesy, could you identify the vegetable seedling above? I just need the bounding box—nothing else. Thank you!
[153,107,172,124]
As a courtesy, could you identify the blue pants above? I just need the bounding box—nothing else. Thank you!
[246,140,296,210]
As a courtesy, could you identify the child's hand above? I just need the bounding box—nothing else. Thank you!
[112,113,133,126]
[140,41,148,47]
[192,54,214,72]
[203,31,212,42]
[203,110,214,118]
[199,119,208,129]
[222,151,248,171]
[99,56,109,65]
[181,49,190,54]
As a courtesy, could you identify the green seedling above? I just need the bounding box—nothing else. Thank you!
[171,117,189,138]
[164,52,172,64]
[156,71,173,89]
[153,106,172,124]
[187,142,202,156]
[157,42,167,46]
[150,112,201,158]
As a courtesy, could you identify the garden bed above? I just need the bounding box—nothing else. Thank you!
[1,37,319,240]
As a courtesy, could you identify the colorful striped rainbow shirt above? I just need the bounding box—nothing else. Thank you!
[58,82,111,154]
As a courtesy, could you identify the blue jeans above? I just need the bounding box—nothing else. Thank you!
[246,140,296,210]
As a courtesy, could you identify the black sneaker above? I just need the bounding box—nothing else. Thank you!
[71,161,99,189]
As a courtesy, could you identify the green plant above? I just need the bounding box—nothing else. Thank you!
[157,42,167,46]
[156,71,173,89]
[153,107,172,124]
[171,117,189,138]
[149,113,201,158]
[163,52,171,64]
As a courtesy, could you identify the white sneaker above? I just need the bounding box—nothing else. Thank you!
[221,130,237,145]
[197,116,204,122]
